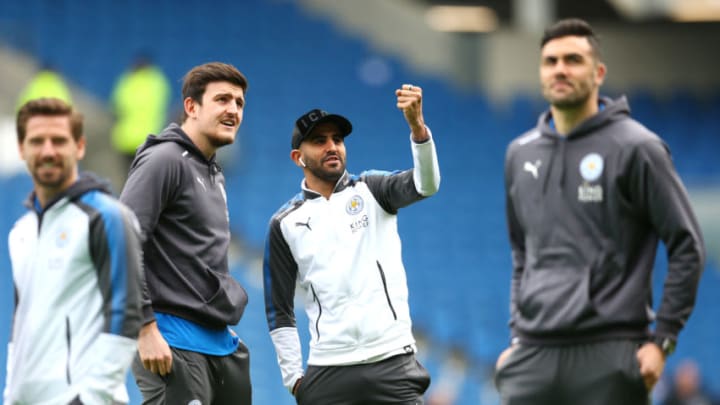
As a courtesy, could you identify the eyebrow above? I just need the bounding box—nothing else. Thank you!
[543,52,586,60]
[213,91,245,104]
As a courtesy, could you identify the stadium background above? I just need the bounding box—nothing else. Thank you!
[0,0,719,403]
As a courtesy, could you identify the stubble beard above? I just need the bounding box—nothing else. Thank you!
[34,173,66,189]
[309,159,345,184]
[206,120,239,149]
[544,80,594,110]
[32,164,69,193]
[208,135,234,149]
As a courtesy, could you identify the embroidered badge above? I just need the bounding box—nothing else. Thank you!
[578,153,604,202]
[579,153,604,182]
[56,230,69,248]
[346,195,364,215]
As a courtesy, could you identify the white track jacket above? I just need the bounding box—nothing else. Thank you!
[4,175,143,405]
[263,134,440,391]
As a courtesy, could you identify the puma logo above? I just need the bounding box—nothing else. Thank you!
[523,160,541,179]
[295,217,312,231]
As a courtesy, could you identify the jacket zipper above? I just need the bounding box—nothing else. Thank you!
[65,316,72,384]
[310,284,322,340]
[376,261,397,320]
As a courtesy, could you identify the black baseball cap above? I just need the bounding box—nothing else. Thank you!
[291,109,352,149]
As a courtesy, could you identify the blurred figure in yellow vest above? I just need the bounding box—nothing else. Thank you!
[16,63,72,111]
[111,53,171,173]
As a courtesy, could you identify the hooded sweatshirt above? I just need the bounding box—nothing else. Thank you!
[504,96,704,345]
[120,123,248,329]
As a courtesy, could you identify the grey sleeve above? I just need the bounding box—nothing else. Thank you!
[504,145,525,339]
[263,216,298,331]
[363,170,422,214]
[363,135,441,214]
[630,138,705,340]
[119,148,179,238]
[119,147,180,324]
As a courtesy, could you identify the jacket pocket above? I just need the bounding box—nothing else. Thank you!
[65,316,72,385]
[376,261,398,320]
[517,262,595,332]
[588,242,642,322]
[203,269,249,326]
[310,284,323,341]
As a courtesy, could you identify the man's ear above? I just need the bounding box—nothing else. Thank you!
[290,149,304,168]
[595,62,607,87]
[183,97,197,119]
[17,140,24,161]
[76,136,87,161]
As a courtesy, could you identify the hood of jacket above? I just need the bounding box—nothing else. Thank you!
[535,96,630,193]
[134,122,222,181]
[537,96,630,140]
[24,172,114,212]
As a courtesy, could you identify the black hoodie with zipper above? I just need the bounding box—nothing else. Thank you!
[120,123,248,329]
[504,96,704,345]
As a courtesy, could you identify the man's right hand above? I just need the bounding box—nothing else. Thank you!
[292,376,303,397]
[496,345,517,370]
[137,321,173,376]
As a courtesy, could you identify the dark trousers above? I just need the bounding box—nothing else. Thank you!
[296,353,431,405]
[132,342,251,405]
[495,340,649,405]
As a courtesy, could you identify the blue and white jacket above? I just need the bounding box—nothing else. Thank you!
[264,133,440,391]
[4,174,143,405]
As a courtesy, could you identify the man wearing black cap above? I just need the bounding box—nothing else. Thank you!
[263,84,440,404]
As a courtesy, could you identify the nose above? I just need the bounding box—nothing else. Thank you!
[226,101,238,114]
[40,139,56,156]
[326,139,339,151]
[553,60,569,76]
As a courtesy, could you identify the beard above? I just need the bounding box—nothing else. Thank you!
[543,79,594,109]
[306,155,345,184]
[208,136,234,149]
[33,172,67,189]
[32,161,70,190]
[203,120,239,150]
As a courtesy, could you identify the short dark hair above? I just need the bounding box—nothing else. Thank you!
[16,97,83,143]
[540,18,602,59]
[181,62,249,121]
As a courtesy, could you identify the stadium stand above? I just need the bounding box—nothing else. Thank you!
[0,1,719,403]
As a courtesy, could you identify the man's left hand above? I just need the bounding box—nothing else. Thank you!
[395,84,428,142]
[636,342,666,390]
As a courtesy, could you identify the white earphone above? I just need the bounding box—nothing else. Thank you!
[299,157,307,167]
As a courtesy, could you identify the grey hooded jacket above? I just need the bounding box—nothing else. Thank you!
[120,123,247,329]
[504,96,704,345]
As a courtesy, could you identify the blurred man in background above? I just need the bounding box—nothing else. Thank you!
[110,53,170,174]
[16,63,72,110]
[5,98,143,404]
[263,83,439,404]
[496,18,704,405]
[120,62,251,404]
[661,359,716,405]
